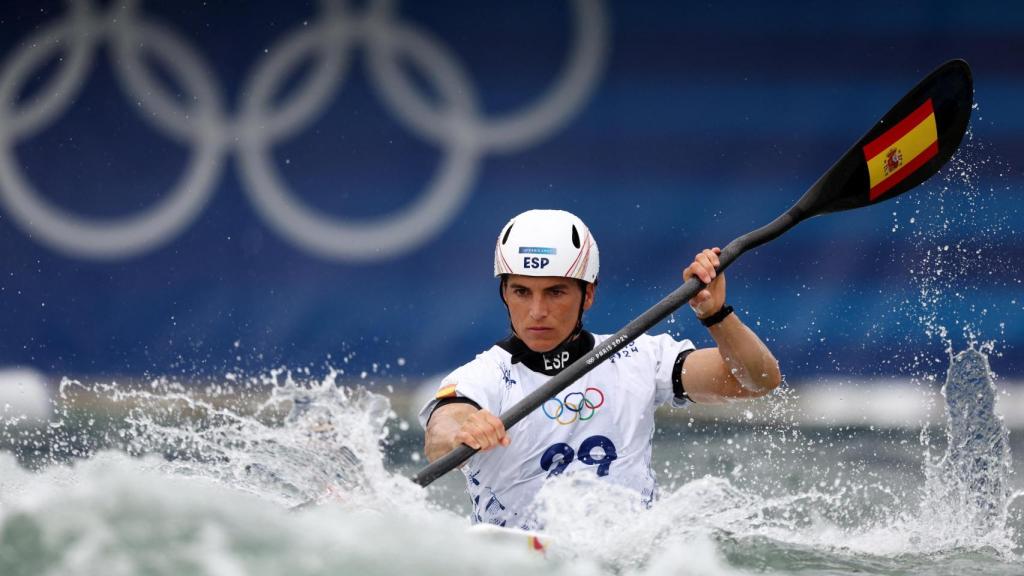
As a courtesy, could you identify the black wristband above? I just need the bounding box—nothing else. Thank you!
[700,304,734,328]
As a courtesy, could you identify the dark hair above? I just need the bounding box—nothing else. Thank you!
[497,275,591,300]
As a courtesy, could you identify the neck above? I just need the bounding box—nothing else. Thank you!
[496,331,595,376]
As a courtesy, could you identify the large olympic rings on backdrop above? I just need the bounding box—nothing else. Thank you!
[0,0,607,260]
[542,387,605,425]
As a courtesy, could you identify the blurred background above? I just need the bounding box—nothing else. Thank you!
[0,0,1021,425]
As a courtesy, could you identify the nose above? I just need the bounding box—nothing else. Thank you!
[528,294,547,320]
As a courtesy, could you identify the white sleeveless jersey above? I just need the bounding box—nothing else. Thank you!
[418,332,694,529]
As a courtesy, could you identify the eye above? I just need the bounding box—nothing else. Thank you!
[513,287,528,297]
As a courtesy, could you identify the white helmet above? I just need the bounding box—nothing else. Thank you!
[494,209,599,283]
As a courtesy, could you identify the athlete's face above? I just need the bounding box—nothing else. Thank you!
[502,275,595,353]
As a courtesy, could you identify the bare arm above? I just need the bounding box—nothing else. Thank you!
[681,314,781,402]
[424,402,510,462]
[680,248,782,403]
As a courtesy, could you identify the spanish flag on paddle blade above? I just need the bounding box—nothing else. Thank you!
[862,99,939,202]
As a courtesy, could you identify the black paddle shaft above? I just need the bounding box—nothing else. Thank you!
[411,58,973,488]
[411,209,803,487]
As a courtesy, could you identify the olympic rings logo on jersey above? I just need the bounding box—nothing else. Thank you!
[542,387,605,425]
[0,0,608,261]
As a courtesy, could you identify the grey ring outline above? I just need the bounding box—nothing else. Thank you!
[0,0,607,261]
[0,1,225,259]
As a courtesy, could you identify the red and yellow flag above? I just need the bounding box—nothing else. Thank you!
[863,99,939,201]
[435,383,457,399]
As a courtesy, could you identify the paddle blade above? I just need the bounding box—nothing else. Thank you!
[795,59,973,218]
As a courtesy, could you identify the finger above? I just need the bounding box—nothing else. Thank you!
[685,263,709,285]
[485,413,508,442]
[701,251,718,275]
[707,248,721,268]
[697,252,717,279]
[692,255,708,282]
[463,419,493,450]
[487,415,511,448]
[478,419,500,448]
[455,428,480,450]
[690,257,711,284]
[467,414,500,449]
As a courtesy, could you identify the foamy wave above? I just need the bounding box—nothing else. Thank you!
[0,452,577,576]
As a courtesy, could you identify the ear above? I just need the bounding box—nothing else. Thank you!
[583,282,595,311]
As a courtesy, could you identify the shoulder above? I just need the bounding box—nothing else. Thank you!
[637,332,694,347]
[423,344,513,424]
[592,332,696,355]
[640,333,697,358]
[445,344,512,381]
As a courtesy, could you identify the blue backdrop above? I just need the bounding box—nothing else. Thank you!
[1,0,1021,383]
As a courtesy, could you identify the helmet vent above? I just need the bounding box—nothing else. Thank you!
[571,225,581,249]
[502,223,514,245]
